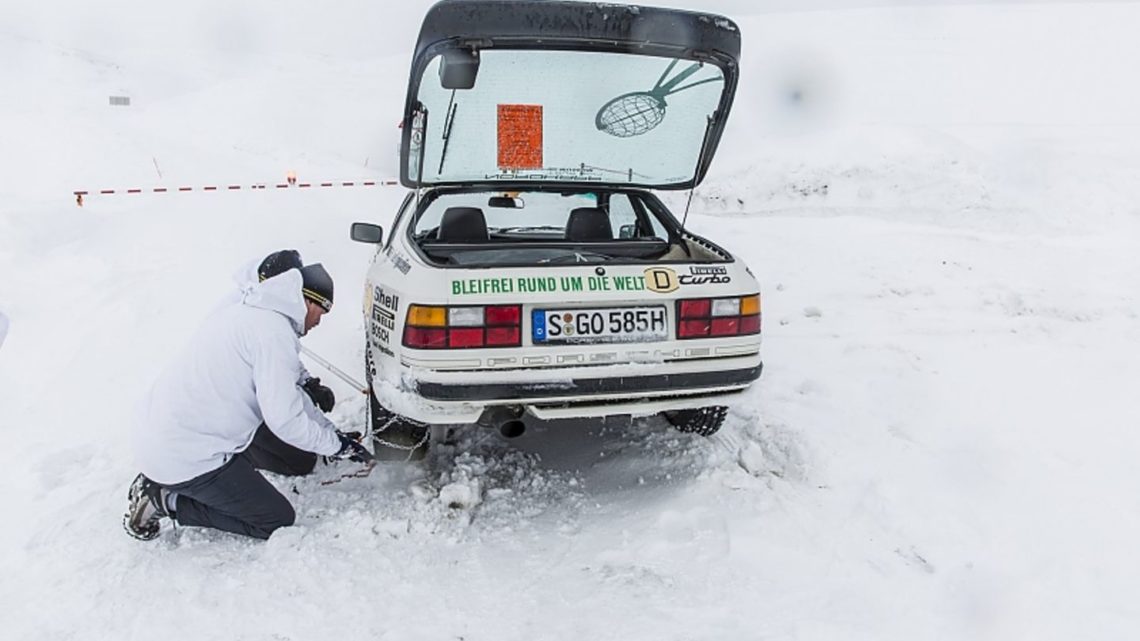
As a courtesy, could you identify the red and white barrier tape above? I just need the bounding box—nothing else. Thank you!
[73,179,400,204]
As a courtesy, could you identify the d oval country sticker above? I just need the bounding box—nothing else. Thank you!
[644,267,679,293]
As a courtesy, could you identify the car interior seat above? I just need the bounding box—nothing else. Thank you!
[437,206,489,242]
[564,207,613,241]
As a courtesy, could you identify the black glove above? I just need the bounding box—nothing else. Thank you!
[332,432,373,463]
[302,377,336,413]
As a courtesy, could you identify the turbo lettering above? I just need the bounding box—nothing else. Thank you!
[679,265,730,285]
[679,275,732,285]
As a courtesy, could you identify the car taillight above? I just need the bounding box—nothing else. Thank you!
[404,326,447,348]
[403,304,522,349]
[486,326,520,346]
[676,294,761,339]
[486,305,520,326]
[679,299,710,318]
[448,327,483,348]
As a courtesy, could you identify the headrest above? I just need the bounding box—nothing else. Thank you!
[438,207,488,242]
[565,207,613,241]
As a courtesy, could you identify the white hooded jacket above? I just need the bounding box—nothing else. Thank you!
[133,268,341,485]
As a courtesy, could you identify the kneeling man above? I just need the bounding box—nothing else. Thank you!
[125,258,370,541]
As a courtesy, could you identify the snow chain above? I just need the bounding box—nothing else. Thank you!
[372,415,430,463]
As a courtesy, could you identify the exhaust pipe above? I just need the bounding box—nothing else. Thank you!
[498,419,526,439]
[477,405,527,439]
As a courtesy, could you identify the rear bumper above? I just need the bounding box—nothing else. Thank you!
[416,365,761,401]
[388,353,762,424]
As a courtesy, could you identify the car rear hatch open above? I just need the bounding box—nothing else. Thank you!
[401,0,741,191]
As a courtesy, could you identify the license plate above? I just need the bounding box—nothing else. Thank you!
[532,306,668,344]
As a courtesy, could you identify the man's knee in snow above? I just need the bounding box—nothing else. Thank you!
[251,504,295,540]
[268,500,296,530]
[252,494,296,537]
[278,504,296,528]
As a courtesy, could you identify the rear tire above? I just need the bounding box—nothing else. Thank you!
[369,388,430,461]
[663,406,728,437]
[366,340,429,461]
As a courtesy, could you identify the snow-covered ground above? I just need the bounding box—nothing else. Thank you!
[2,1,1140,639]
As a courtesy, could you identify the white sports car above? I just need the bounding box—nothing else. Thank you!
[352,0,761,458]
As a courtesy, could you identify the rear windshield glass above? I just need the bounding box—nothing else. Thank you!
[412,192,669,242]
[408,50,726,186]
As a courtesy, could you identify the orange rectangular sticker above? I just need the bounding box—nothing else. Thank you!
[497,104,543,170]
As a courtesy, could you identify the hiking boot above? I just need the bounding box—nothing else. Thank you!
[123,473,170,541]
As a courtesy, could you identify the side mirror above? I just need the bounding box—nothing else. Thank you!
[618,224,636,239]
[350,222,384,244]
[439,48,479,90]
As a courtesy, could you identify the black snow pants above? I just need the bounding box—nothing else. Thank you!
[161,390,327,539]
[166,454,295,540]
[243,423,319,476]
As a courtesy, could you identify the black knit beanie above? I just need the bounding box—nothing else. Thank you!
[300,263,334,312]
